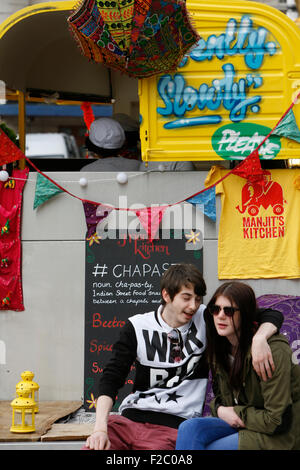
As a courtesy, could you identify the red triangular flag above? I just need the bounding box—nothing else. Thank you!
[232,150,265,185]
[0,129,25,165]
[134,206,168,241]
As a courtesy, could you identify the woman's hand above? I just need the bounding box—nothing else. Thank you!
[217,406,245,429]
[85,429,111,450]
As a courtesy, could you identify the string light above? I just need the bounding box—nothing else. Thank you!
[0,170,9,182]
[116,172,128,184]
[9,168,166,184]
[79,177,88,187]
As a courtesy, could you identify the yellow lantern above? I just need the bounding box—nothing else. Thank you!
[16,371,39,412]
[10,387,36,433]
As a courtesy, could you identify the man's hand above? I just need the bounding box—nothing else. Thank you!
[85,430,111,450]
[217,406,245,429]
[251,331,275,381]
[85,395,113,450]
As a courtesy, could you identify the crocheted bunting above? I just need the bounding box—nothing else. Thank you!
[186,187,216,222]
[82,201,113,240]
[33,173,64,210]
[133,206,168,241]
[272,109,300,143]
[0,129,25,165]
[232,150,265,185]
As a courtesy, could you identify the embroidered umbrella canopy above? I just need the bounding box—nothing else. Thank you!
[67,0,200,78]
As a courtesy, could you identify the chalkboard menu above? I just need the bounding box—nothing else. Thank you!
[84,230,203,411]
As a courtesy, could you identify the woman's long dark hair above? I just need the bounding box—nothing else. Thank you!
[204,282,257,390]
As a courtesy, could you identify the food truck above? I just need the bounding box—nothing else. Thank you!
[0,0,300,447]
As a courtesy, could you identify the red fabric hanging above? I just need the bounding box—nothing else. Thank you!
[80,102,95,130]
[0,168,28,311]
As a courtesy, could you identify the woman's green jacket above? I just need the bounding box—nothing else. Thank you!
[210,334,300,450]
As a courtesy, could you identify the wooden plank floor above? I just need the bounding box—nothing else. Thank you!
[0,401,82,442]
[41,423,94,441]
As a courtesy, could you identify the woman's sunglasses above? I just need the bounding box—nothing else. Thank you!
[208,305,239,317]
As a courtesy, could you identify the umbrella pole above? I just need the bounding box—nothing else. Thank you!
[18,90,26,169]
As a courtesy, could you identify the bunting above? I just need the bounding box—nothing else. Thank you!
[132,206,169,240]
[232,149,265,185]
[0,128,25,166]
[83,201,113,243]
[186,187,216,222]
[10,89,300,240]
[33,173,64,209]
[272,109,300,143]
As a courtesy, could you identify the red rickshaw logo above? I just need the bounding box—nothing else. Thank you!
[236,171,286,240]
[236,171,286,216]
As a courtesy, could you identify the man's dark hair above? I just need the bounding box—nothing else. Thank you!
[160,263,206,305]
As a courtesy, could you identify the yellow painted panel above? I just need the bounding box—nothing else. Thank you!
[139,0,300,161]
[0,1,76,39]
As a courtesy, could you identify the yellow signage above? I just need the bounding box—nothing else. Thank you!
[139,0,300,162]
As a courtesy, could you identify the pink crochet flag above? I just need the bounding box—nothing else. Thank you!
[133,206,168,240]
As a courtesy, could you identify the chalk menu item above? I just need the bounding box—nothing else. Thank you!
[84,230,203,411]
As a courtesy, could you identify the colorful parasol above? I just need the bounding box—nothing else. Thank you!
[67,0,200,78]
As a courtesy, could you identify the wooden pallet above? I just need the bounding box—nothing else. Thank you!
[41,423,94,441]
[0,400,82,442]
